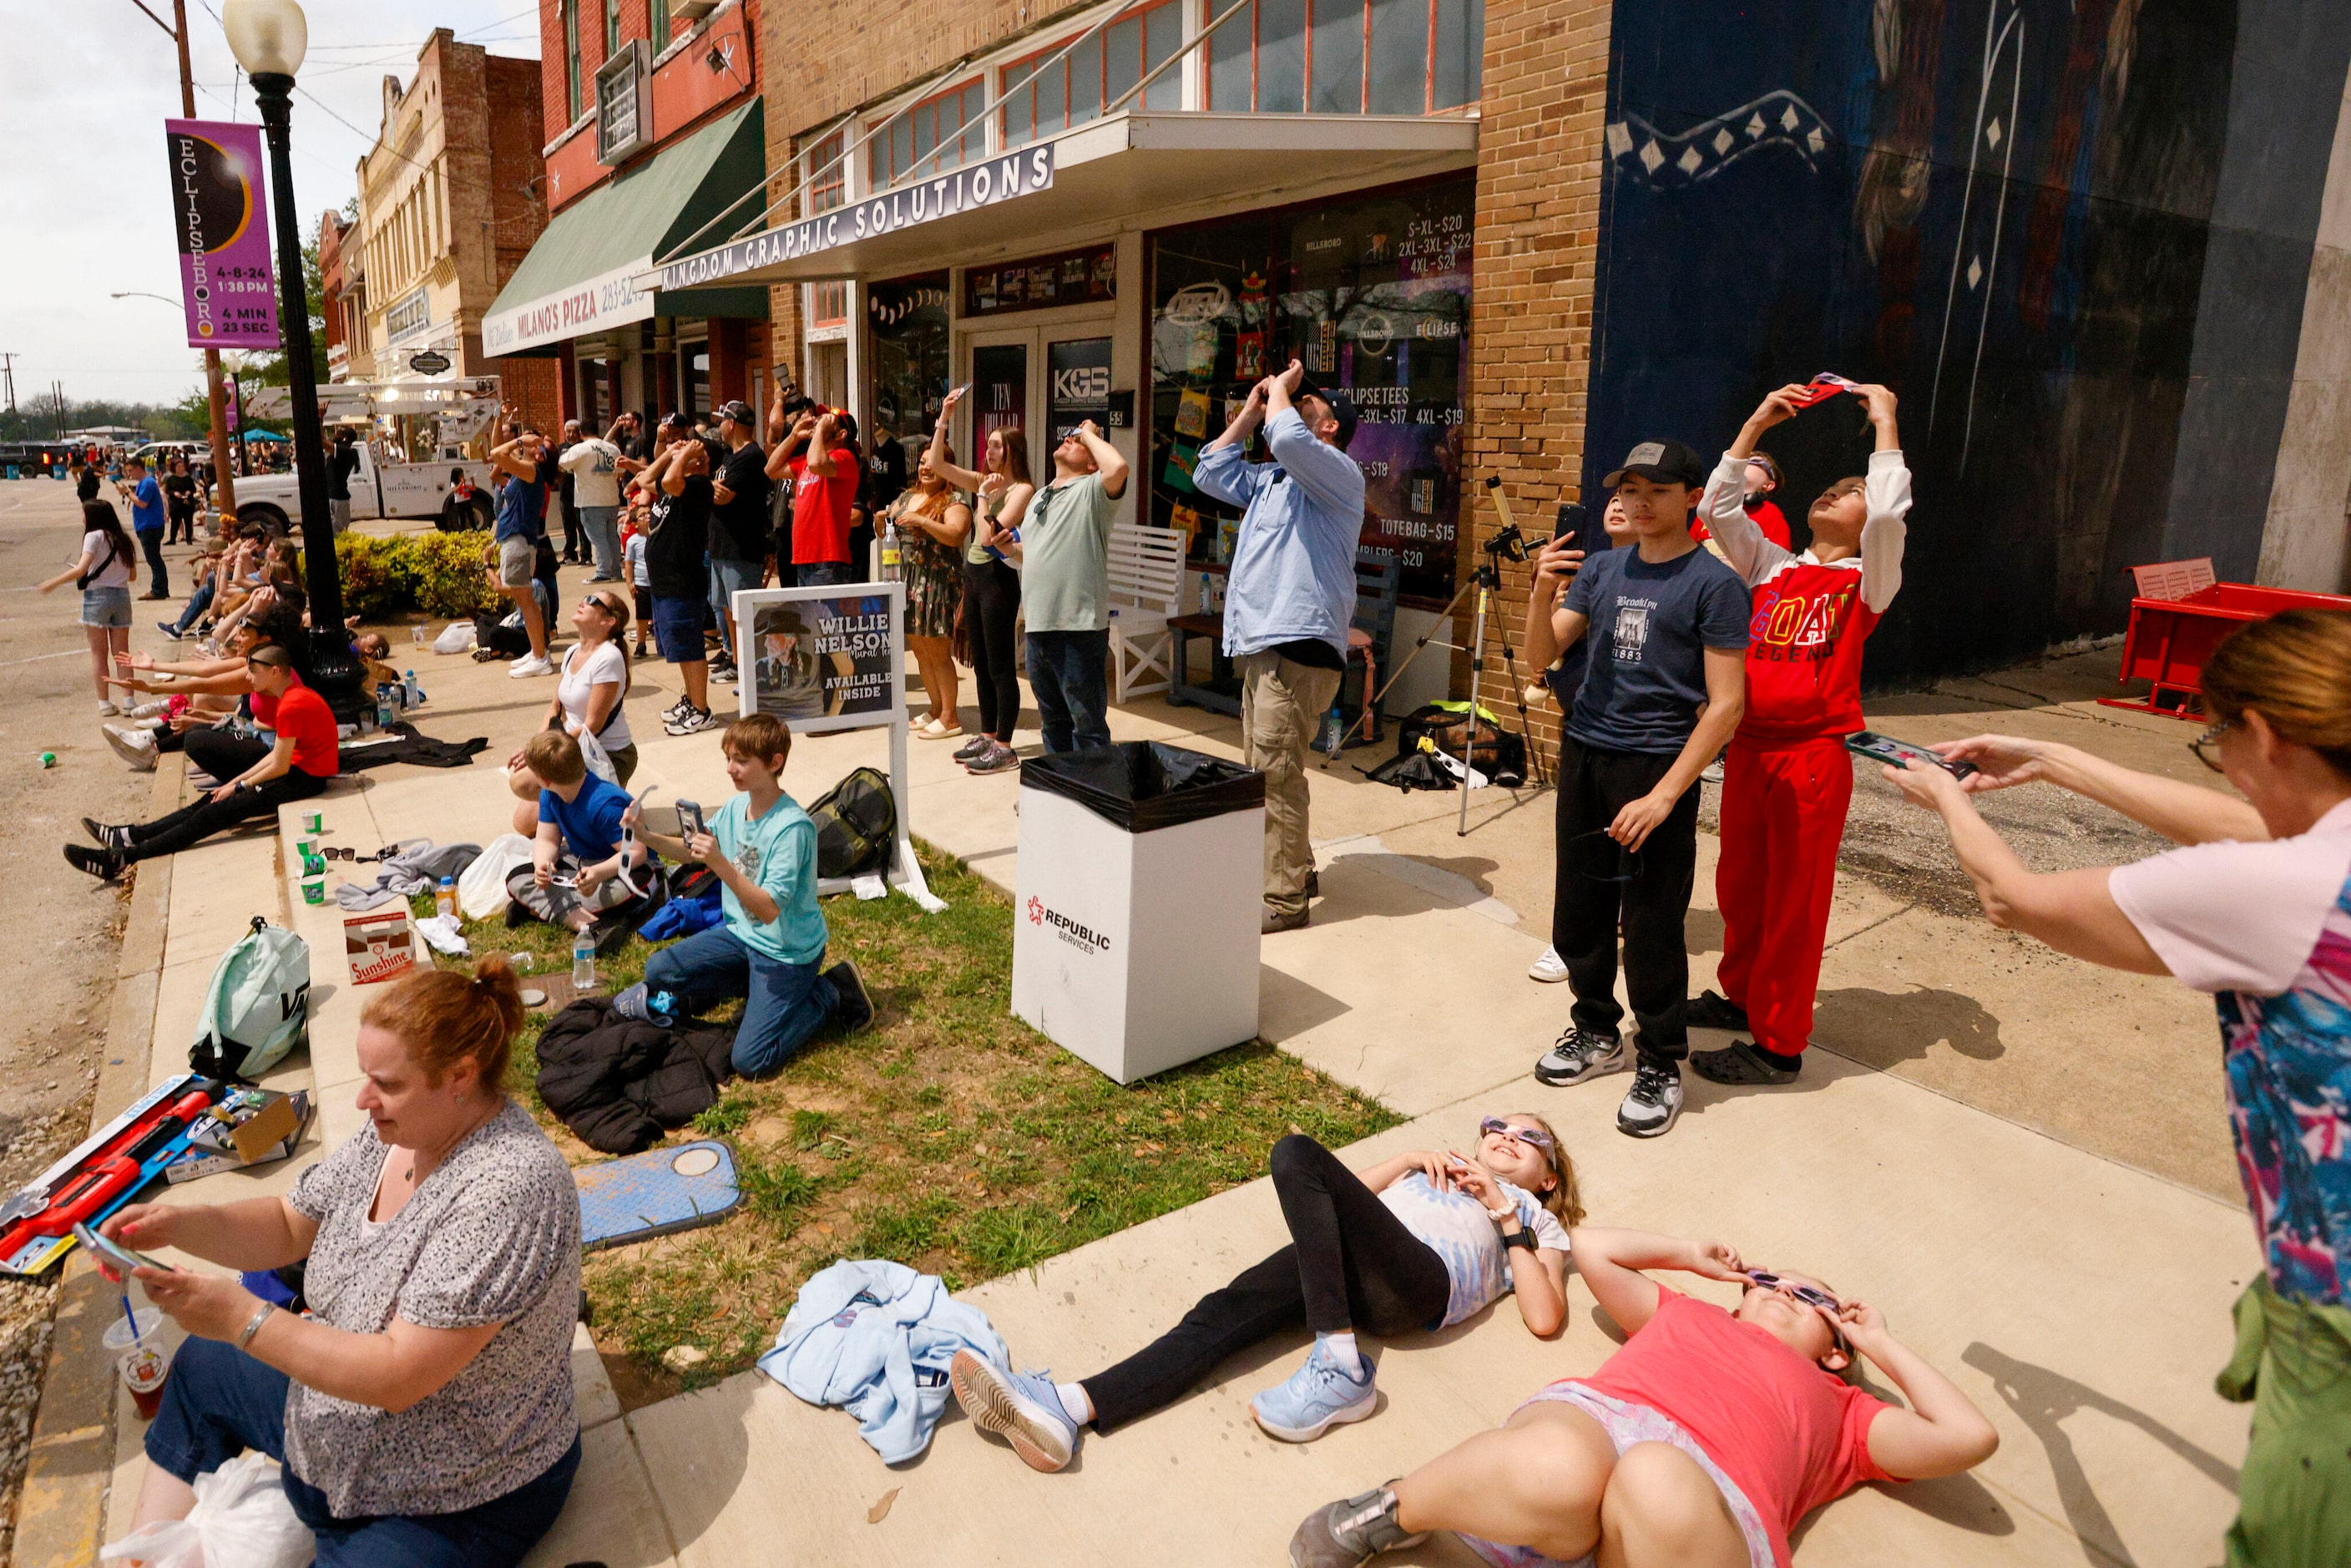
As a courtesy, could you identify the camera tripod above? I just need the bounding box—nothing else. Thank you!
[1322,478,1550,836]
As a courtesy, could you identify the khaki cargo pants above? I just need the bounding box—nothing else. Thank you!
[1236,650,1342,918]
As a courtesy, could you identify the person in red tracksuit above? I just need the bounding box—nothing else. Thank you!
[1685,382,1911,1085]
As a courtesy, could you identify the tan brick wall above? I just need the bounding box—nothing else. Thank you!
[1462,0,1610,750]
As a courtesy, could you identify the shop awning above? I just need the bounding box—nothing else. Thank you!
[484,100,770,357]
[649,109,1477,289]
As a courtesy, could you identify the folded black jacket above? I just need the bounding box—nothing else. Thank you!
[534,997,737,1155]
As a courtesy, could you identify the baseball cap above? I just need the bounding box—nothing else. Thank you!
[1602,439,1706,489]
[1296,377,1360,451]
[718,399,755,426]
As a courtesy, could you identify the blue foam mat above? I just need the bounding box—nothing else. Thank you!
[576,1140,742,1251]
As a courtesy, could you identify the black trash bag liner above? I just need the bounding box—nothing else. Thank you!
[1365,746,1459,792]
[1020,741,1265,832]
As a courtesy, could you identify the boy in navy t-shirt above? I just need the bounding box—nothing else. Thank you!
[506,730,655,941]
[1518,440,1750,1137]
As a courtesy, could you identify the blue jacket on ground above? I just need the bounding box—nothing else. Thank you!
[758,1258,1009,1464]
[1194,405,1367,660]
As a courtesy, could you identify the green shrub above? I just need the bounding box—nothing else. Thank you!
[331,531,498,622]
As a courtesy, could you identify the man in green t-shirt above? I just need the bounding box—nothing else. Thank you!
[1018,420,1130,752]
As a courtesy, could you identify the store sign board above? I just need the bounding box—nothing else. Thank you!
[964,241,1115,318]
[483,256,656,357]
[735,586,903,733]
[1046,337,1113,441]
[407,350,452,375]
[163,119,280,350]
[655,145,1055,291]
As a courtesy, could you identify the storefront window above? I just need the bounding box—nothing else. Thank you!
[1149,175,1471,603]
[867,274,951,476]
[1207,0,1482,114]
[1000,0,1181,149]
[807,133,850,329]
[683,341,710,417]
[869,81,986,190]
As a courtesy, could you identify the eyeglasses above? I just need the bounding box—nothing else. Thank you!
[1478,1116,1555,1152]
[1568,828,1644,883]
[320,845,400,862]
[1745,1271,1851,1355]
[2189,716,2235,773]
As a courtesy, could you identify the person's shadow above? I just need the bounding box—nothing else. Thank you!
[1964,1343,2240,1565]
[1811,984,2007,1070]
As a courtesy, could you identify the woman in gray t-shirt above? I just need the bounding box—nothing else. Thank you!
[104,957,583,1565]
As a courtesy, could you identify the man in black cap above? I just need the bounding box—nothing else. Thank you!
[1196,357,1366,933]
[709,398,771,681]
[1518,438,1751,1138]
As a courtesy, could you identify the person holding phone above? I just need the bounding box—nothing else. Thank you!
[1681,383,1910,1087]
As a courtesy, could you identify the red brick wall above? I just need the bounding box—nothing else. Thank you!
[539,0,763,213]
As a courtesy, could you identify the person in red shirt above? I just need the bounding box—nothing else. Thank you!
[765,406,862,586]
[1686,384,1910,1086]
[1690,453,1792,551]
[1290,1226,1995,1568]
[68,643,338,879]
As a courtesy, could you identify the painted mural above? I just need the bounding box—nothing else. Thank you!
[1585,0,2241,680]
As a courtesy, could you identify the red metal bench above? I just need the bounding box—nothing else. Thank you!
[2101,559,2351,719]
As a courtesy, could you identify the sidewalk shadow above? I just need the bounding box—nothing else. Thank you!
[631,1371,756,1558]
[1812,985,2007,1070]
[1963,1343,2240,1567]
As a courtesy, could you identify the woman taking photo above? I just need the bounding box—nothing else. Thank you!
[102,958,581,1567]
[163,452,200,545]
[1884,607,2351,1565]
[534,585,637,787]
[930,387,1032,774]
[880,438,973,741]
[38,499,136,716]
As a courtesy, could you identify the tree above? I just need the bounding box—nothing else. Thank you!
[239,237,330,389]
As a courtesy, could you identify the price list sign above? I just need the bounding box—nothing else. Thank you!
[163,120,281,351]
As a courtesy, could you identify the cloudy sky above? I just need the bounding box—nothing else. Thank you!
[1,2,541,411]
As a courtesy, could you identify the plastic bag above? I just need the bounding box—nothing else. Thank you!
[576,723,619,785]
[458,832,537,921]
[1019,741,1264,832]
[431,620,477,655]
[100,1450,314,1568]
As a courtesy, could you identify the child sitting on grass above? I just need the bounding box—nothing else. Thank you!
[616,713,872,1075]
[505,730,654,948]
[1290,1226,1997,1568]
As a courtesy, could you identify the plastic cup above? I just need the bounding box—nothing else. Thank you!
[38,751,57,769]
[508,951,534,974]
[301,809,325,833]
[104,1307,174,1421]
[410,625,428,645]
[296,837,317,861]
[301,877,325,906]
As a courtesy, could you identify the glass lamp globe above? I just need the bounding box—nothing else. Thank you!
[222,0,308,77]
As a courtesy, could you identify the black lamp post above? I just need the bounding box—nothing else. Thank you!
[222,0,362,716]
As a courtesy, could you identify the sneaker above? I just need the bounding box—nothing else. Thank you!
[949,1351,1079,1472]
[82,817,130,849]
[156,621,183,640]
[97,699,119,717]
[661,694,695,723]
[63,842,127,880]
[1261,902,1310,935]
[609,983,679,1026]
[1685,989,1750,1033]
[964,740,1020,774]
[1534,1027,1627,1086]
[123,700,169,721]
[102,725,159,771]
[952,734,991,762]
[665,704,720,735]
[1700,756,1726,784]
[1250,1341,1378,1443]
[1289,1485,1426,1568]
[1616,1061,1685,1138]
[710,657,738,680]
[825,959,875,1034]
[185,769,219,789]
[1691,1039,1802,1085]
[585,574,616,584]
[1527,944,1569,984]
[508,653,556,677]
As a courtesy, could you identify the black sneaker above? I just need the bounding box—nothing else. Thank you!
[156,621,183,640]
[82,817,129,848]
[1691,1039,1802,1085]
[64,842,126,881]
[826,959,875,1034]
[1686,989,1749,1032]
[1289,1485,1426,1568]
[1533,1027,1627,1086]
[952,734,991,762]
[1616,1061,1685,1138]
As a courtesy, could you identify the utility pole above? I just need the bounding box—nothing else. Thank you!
[1,352,16,415]
[134,0,238,524]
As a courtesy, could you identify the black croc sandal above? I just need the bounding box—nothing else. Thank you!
[1690,1041,1800,1085]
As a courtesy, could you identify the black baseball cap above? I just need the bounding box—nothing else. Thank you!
[1296,377,1359,451]
[1602,439,1706,489]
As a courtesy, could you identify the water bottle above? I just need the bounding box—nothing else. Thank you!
[376,685,395,730]
[404,669,423,707]
[572,933,596,992]
[881,516,902,574]
[435,876,456,920]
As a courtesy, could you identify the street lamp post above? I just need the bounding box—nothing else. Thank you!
[221,0,361,714]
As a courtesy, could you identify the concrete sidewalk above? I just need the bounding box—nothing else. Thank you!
[63,607,2260,1568]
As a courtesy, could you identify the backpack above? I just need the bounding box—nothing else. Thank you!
[190,917,312,1083]
[1394,702,1528,788]
[806,766,897,878]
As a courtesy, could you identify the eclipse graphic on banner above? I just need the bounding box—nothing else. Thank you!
[746,593,898,723]
[163,119,280,351]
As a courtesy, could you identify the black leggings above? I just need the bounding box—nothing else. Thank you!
[184,729,270,780]
[1079,1136,1450,1434]
[963,559,1022,741]
[124,770,326,862]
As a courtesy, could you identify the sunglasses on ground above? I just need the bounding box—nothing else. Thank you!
[1478,1116,1555,1151]
[320,845,401,862]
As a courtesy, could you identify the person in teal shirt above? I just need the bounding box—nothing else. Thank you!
[619,713,872,1074]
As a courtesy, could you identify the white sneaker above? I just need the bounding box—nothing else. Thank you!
[103,725,158,771]
[1700,757,1725,784]
[185,769,220,789]
[97,699,119,717]
[508,653,556,678]
[124,700,169,720]
[1528,944,1569,983]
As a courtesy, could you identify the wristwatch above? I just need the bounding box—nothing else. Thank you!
[1502,1227,1540,1253]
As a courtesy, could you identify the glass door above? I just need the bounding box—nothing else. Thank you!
[959,324,1040,471]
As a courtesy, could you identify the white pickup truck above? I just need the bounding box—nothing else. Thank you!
[235,379,504,534]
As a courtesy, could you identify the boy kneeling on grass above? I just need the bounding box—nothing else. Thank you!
[615,713,873,1076]
[507,730,656,952]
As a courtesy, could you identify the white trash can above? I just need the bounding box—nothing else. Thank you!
[1011,742,1264,1083]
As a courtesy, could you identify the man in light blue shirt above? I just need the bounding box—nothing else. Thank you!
[1195,359,1366,933]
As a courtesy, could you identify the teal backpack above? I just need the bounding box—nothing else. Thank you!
[190,917,312,1083]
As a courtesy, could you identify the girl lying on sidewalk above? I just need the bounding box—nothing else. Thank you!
[949,1118,1579,1471]
[1290,1227,1999,1568]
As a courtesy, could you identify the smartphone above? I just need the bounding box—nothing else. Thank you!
[1553,501,1593,559]
[675,799,707,841]
[73,1222,173,1277]
[1843,730,1977,780]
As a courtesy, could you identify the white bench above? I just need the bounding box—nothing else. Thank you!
[1104,522,1187,702]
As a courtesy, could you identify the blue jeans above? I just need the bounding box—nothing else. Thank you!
[145,1338,579,1568]
[138,529,168,595]
[579,505,621,581]
[645,924,837,1076]
[1025,629,1112,753]
[709,556,759,658]
[171,579,215,634]
[795,559,855,587]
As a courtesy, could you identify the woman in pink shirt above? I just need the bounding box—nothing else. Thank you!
[1290,1227,1996,1567]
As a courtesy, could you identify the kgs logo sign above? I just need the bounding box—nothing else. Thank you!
[1027,895,1111,954]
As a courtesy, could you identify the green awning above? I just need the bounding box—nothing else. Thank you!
[484,101,767,357]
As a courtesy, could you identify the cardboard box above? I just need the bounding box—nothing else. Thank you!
[344,908,416,986]
[167,1090,310,1184]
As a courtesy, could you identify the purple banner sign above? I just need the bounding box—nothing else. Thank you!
[164,119,280,351]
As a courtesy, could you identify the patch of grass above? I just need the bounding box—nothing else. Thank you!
[416,842,1400,1399]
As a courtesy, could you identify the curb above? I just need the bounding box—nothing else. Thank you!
[13,762,183,1567]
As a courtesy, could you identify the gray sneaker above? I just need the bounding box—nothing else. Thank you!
[1290,1485,1426,1568]
[1534,1027,1627,1086]
[1616,1060,1686,1138]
